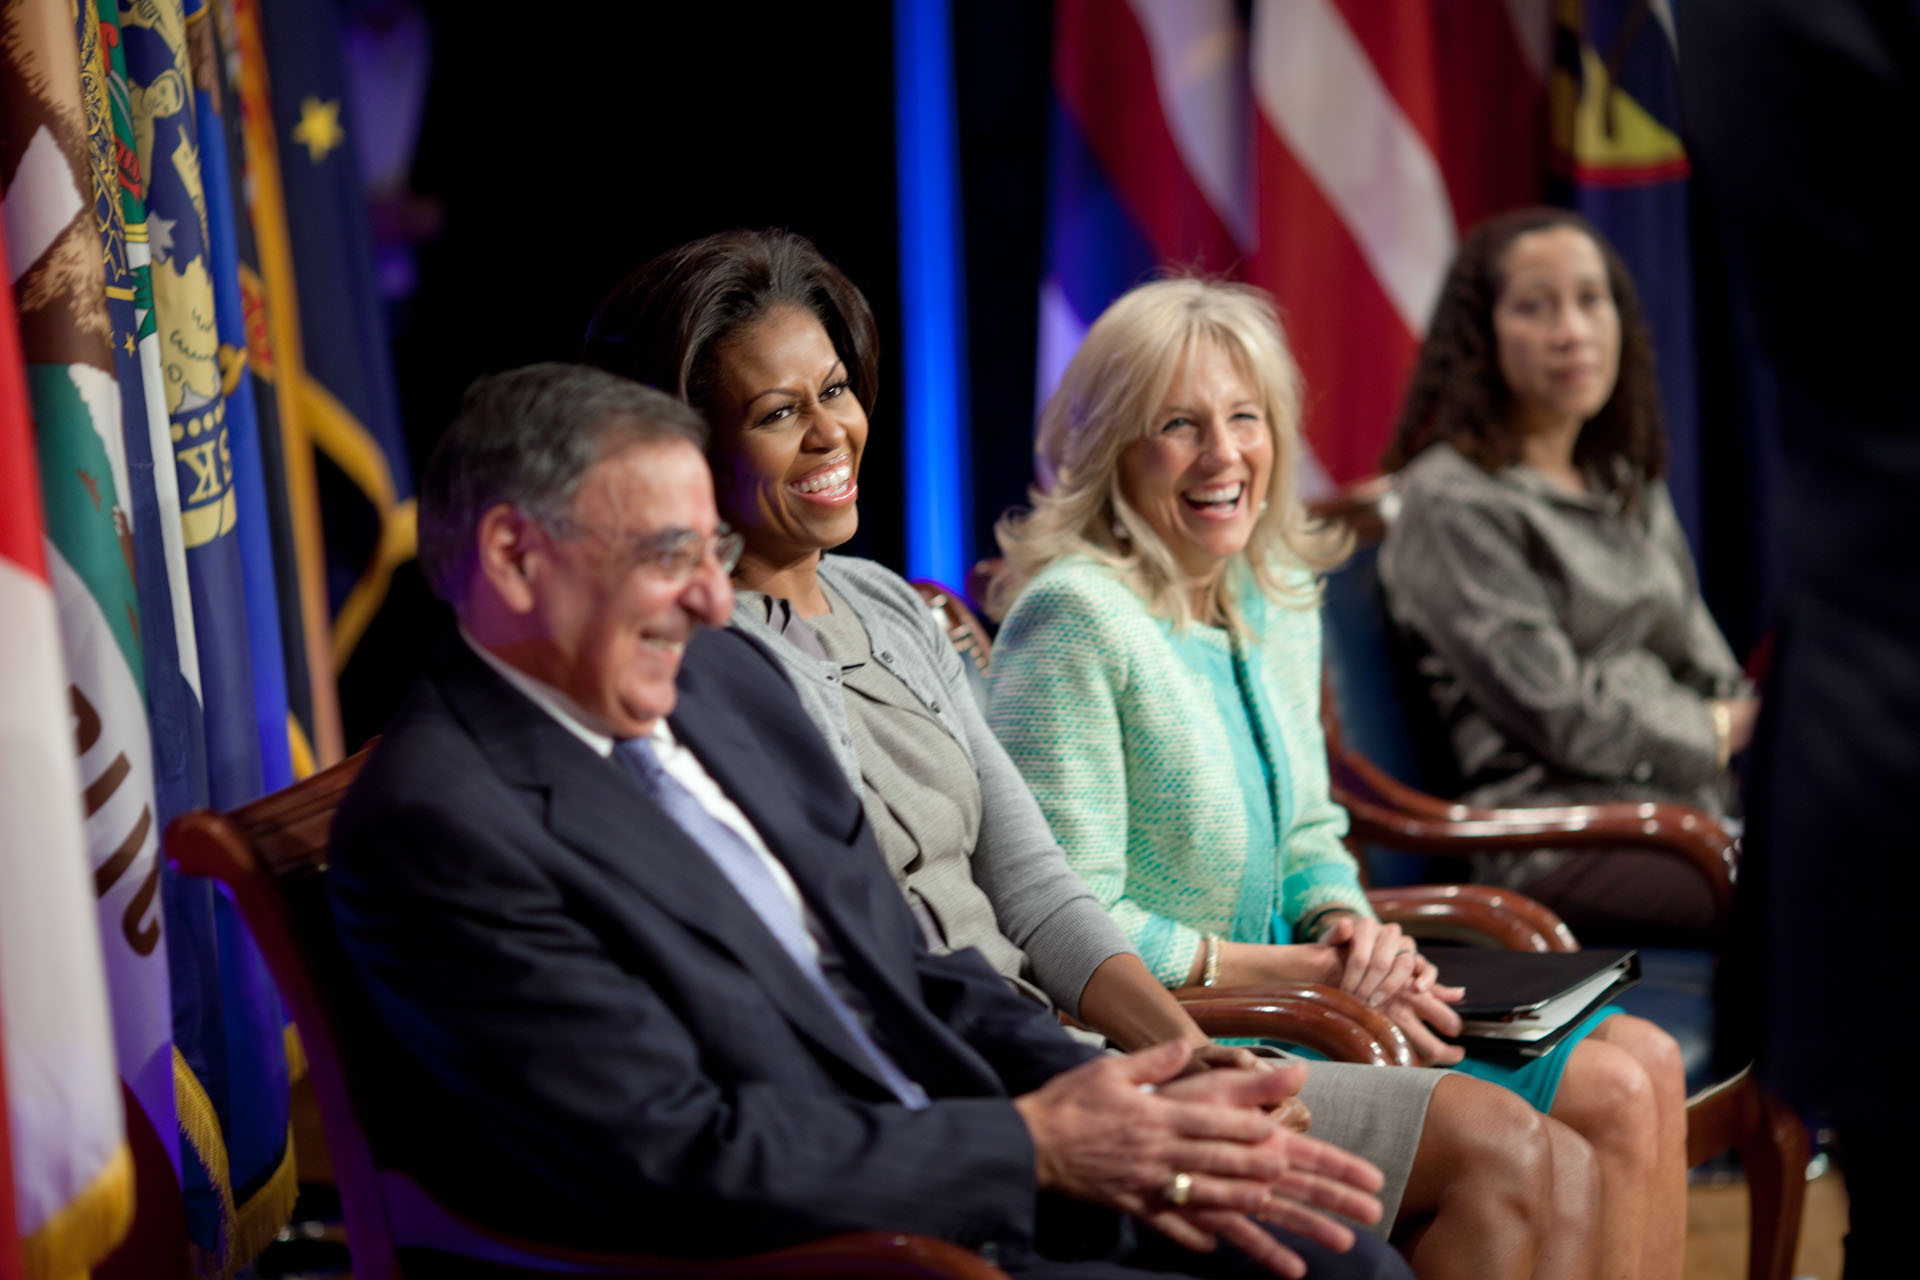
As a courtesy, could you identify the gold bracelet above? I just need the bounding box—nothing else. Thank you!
[1711,701,1732,770]
[1201,933,1222,988]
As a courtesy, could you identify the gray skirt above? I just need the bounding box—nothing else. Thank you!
[1291,1058,1446,1237]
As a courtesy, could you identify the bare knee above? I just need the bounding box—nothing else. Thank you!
[1592,1014,1686,1106]
[1552,1038,1658,1161]
[1419,1075,1555,1223]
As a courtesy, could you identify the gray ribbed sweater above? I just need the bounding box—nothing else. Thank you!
[728,555,1134,1017]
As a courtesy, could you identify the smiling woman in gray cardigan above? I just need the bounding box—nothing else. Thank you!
[729,554,1129,1014]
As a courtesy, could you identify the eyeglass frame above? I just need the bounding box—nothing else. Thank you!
[532,508,745,582]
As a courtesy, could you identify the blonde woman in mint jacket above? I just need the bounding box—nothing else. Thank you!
[987,277,1688,1280]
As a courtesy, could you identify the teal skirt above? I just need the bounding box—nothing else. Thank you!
[1448,1004,1621,1113]
[1269,1003,1621,1114]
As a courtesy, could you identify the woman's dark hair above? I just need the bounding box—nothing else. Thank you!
[1380,207,1667,500]
[581,229,879,446]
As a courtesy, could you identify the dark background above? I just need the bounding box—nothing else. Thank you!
[391,1,1054,571]
[343,0,1055,741]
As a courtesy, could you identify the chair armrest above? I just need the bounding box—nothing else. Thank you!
[1366,885,1579,953]
[1174,985,1414,1066]
[1334,749,1736,872]
[1335,783,1737,922]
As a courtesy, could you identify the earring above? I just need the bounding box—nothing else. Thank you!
[1110,517,1130,543]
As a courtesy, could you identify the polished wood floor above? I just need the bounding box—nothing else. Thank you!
[1684,1172,1848,1280]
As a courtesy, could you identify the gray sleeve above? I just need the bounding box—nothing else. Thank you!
[1384,486,1722,791]
[902,583,1137,1018]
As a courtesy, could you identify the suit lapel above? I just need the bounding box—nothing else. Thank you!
[434,639,899,1093]
[670,641,939,1056]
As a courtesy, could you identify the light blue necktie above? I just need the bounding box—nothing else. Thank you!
[617,738,929,1109]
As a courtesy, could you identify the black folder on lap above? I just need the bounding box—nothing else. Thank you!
[1429,947,1640,1058]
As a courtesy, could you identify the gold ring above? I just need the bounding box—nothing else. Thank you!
[1164,1171,1194,1206]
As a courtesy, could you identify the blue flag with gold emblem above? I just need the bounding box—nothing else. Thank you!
[70,4,197,1268]
[1550,0,1700,548]
[255,0,414,689]
[118,0,261,808]
[187,0,294,791]
[117,0,296,1272]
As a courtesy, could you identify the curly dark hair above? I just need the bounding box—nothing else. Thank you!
[1380,207,1667,502]
[580,229,879,453]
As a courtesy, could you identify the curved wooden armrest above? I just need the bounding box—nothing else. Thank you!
[1366,885,1578,953]
[1336,784,1737,922]
[1334,750,1735,869]
[1175,984,1414,1066]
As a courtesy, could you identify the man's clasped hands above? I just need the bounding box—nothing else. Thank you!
[1013,1040,1386,1280]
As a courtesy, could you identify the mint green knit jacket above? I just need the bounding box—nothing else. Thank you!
[985,555,1375,987]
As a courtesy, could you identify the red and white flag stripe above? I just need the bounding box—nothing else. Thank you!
[1045,0,1547,489]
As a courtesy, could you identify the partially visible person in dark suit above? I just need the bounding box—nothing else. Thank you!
[1678,3,1920,1272]
[325,362,1408,1279]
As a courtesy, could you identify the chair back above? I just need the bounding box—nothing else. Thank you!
[1313,482,1745,1094]
[1313,480,1468,886]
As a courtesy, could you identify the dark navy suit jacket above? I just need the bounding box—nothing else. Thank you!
[328,627,1101,1258]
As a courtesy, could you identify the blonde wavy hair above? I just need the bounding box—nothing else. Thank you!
[990,277,1349,633]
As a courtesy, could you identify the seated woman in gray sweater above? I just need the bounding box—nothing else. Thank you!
[1379,208,1755,947]
[583,228,1599,1280]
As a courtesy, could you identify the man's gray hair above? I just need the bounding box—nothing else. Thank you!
[417,363,708,602]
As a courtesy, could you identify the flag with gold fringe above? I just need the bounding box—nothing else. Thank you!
[116,0,296,1271]
[0,7,136,1272]
[68,2,199,1271]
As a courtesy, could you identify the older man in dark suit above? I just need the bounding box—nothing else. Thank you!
[327,363,1408,1279]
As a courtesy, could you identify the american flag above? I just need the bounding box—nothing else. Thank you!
[1043,0,1549,491]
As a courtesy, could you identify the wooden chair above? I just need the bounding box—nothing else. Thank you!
[1311,479,1809,1280]
[164,749,1011,1280]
